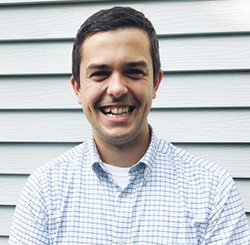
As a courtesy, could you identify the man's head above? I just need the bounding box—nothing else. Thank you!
[71,6,163,150]
[72,6,161,85]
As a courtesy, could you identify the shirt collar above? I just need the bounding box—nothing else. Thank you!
[88,134,102,164]
[87,134,106,180]
[135,126,159,182]
[88,126,159,182]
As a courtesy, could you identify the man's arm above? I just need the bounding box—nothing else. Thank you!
[203,173,250,244]
[9,172,49,244]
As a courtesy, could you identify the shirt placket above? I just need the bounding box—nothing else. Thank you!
[113,189,132,244]
[113,165,145,244]
[99,168,132,244]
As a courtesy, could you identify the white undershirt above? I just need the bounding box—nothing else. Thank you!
[101,162,131,189]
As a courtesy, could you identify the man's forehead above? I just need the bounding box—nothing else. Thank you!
[79,28,152,71]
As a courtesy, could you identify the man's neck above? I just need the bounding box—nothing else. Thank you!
[94,129,151,168]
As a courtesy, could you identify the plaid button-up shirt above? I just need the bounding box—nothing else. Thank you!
[9,128,250,244]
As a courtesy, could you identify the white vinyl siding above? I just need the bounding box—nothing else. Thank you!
[1,37,250,74]
[0,0,250,243]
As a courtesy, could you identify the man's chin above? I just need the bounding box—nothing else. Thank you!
[95,128,139,146]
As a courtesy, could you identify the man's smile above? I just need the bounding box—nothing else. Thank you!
[99,105,136,118]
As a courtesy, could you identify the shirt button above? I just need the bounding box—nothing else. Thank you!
[118,239,125,245]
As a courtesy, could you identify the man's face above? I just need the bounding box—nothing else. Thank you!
[72,28,162,147]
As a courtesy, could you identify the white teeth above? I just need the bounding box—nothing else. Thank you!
[118,108,122,114]
[111,107,128,115]
[102,106,131,117]
[104,107,111,113]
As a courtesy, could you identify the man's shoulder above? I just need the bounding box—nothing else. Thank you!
[156,138,235,202]
[19,141,90,204]
[33,141,89,177]
[157,138,230,180]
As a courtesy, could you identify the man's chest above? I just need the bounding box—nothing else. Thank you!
[48,183,208,244]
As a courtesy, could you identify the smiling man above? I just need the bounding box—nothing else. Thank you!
[9,6,250,244]
[71,28,161,168]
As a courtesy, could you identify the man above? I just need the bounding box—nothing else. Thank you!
[9,6,250,244]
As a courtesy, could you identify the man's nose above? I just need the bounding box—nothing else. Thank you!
[107,73,128,98]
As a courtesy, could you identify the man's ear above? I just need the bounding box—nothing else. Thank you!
[71,76,82,104]
[153,69,163,99]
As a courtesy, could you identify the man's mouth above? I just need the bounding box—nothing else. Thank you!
[100,106,135,118]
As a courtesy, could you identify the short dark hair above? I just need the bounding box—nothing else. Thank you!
[72,6,161,85]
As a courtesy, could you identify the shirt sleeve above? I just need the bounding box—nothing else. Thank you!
[8,172,49,245]
[203,171,250,244]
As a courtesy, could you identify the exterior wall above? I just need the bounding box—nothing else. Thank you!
[0,0,250,243]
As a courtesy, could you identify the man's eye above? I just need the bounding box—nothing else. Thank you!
[128,69,142,74]
[91,71,109,80]
[126,69,144,78]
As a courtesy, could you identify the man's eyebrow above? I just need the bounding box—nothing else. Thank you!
[86,64,110,72]
[86,61,149,72]
[125,61,148,68]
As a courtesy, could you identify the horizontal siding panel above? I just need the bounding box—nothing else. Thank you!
[0,206,13,236]
[0,109,250,143]
[0,143,75,174]
[176,144,250,179]
[1,36,250,75]
[0,175,27,206]
[0,237,8,245]
[154,72,250,108]
[237,180,250,212]
[1,175,249,209]
[0,42,71,75]
[1,1,250,40]
[1,143,250,178]
[1,72,250,109]
[160,35,250,72]
[0,76,77,109]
